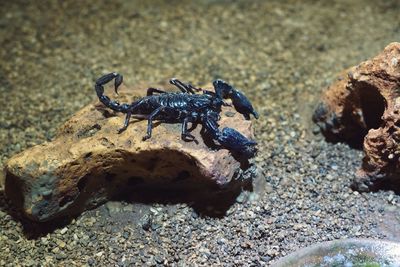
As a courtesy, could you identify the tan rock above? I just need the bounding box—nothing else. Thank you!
[4,82,256,222]
[313,42,400,191]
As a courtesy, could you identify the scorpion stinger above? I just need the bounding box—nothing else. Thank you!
[95,72,130,113]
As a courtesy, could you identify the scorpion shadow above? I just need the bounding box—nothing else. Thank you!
[0,180,253,239]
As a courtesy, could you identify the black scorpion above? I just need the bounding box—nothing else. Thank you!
[95,72,259,157]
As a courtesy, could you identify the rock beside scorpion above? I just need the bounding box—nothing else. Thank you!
[313,42,400,192]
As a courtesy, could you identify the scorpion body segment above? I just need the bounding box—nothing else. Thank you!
[95,72,259,157]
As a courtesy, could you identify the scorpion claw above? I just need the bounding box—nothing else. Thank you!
[213,79,259,120]
[230,90,259,119]
[218,127,257,157]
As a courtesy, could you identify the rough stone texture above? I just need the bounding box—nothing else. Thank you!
[313,42,400,191]
[4,83,255,222]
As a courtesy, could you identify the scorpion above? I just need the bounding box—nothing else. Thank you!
[95,72,259,157]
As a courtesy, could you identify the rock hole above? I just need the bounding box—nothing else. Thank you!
[77,175,89,192]
[100,137,115,148]
[359,84,385,130]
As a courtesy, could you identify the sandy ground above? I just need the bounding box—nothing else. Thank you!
[1,0,400,266]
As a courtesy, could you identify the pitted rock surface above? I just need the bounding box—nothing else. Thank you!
[4,82,255,222]
[313,42,400,191]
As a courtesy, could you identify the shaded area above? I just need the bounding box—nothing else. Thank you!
[1,164,254,238]
[358,83,386,130]
[4,147,255,224]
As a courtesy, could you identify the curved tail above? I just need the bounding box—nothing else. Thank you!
[95,72,129,113]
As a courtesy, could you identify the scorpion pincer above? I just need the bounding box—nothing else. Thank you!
[95,72,259,158]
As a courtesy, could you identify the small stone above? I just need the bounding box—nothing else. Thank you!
[56,240,66,248]
[55,253,67,260]
[236,192,247,203]
[122,231,130,239]
[140,214,152,231]
[154,255,164,264]
[88,258,96,266]
[106,202,122,215]
[60,227,68,235]
[260,256,271,263]
[40,237,49,245]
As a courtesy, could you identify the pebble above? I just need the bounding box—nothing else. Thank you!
[56,240,66,248]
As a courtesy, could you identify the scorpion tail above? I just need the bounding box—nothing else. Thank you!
[95,72,129,113]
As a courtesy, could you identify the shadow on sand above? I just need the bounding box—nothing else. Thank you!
[0,174,255,239]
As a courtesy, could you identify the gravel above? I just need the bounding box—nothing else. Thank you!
[1,0,400,266]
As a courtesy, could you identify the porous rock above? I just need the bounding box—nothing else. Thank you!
[313,42,400,191]
[4,82,255,222]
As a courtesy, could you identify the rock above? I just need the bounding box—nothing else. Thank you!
[4,82,256,222]
[313,42,400,191]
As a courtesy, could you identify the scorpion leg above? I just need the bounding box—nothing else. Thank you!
[143,107,166,141]
[147,87,167,96]
[213,79,259,119]
[115,98,148,134]
[170,78,222,98]
[170,78,200,94]
[181,117,197,142]
[118,111,132,133]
